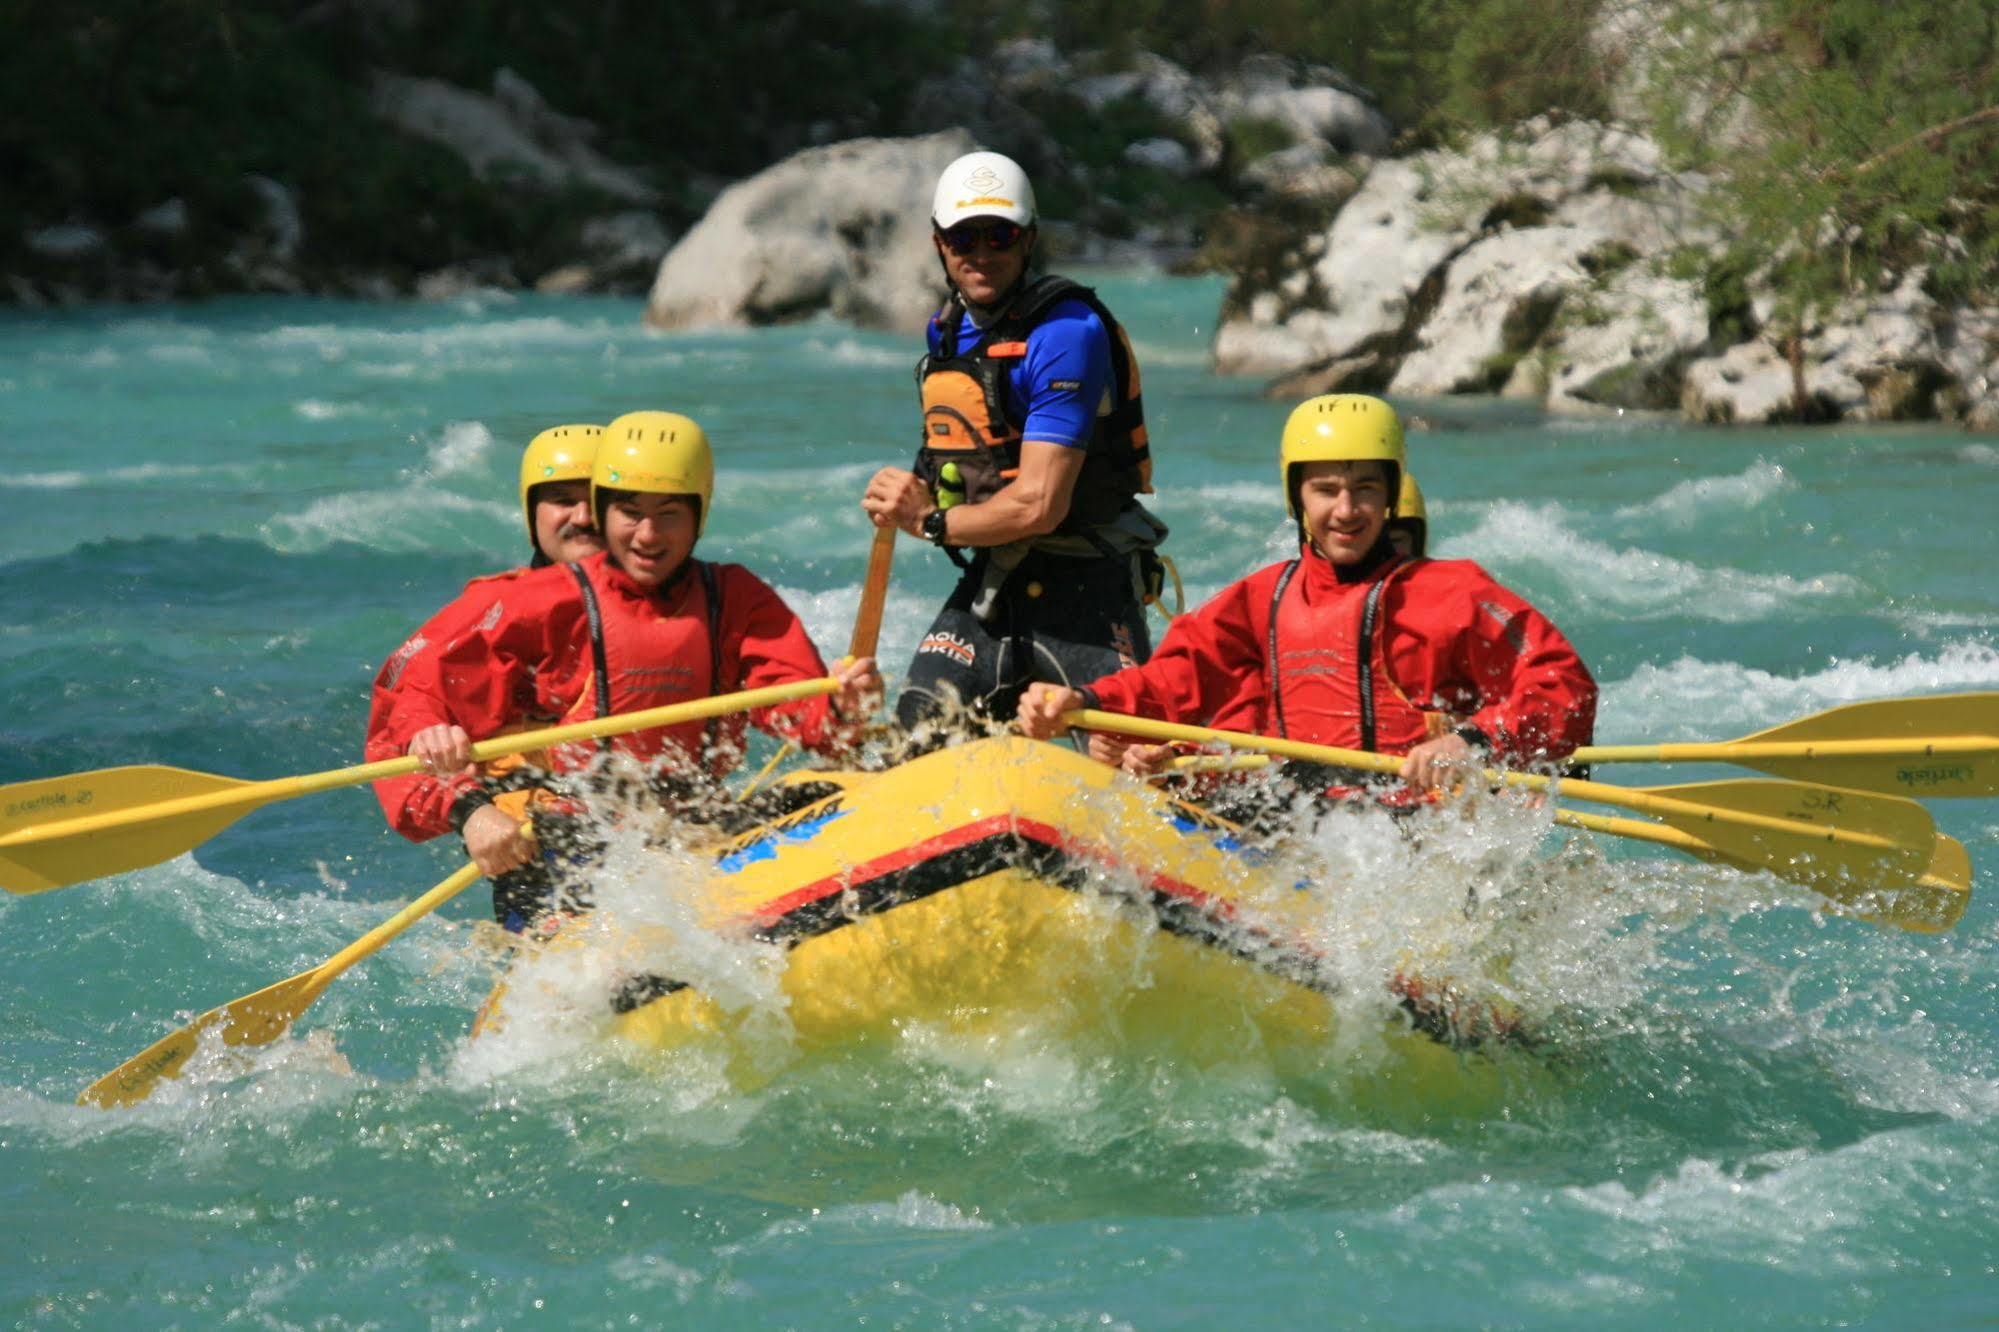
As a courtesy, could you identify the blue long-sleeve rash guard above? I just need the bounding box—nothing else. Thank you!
[928,297,1113,450]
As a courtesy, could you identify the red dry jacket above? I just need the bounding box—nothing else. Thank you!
[1083,550,1596,763]
[367,552,852,841]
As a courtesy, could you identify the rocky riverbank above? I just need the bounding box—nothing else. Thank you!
[10,21,1991,429]
[1212,118,1997,429]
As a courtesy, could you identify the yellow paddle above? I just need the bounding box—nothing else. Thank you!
[1573,692,1999,798]
[1063,710,1970,930]
[1551,807,1970,932]
[80,857,490,1108]
[0,677,838,895]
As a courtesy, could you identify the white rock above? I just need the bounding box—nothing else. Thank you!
[245,175,302,261]
[135,199,189,236]
[1389,227,1596,396]
[579,211,673,268]
[1124,138,1195,176]
[1681,341,1801,423]
[370,71,657,205]
[645,130,973,332]
[1239,142,1358,200]
[26,224,105,259]
[1215,55,1392,155]
[1546,270,1710,412]
[1215,119,1707,380]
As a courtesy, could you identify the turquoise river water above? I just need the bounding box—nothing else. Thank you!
[2,276,1997,1328]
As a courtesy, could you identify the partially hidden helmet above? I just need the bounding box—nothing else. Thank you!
[593,410,715,538]
[518,424,603,547]
[932,150,1036,230]
[1278,394,1407,519]
[1391,472,1427,557]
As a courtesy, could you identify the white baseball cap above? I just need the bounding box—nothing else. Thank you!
[931,150,1037,229]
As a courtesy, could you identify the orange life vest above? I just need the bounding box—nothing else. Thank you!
[913,275,1151,534]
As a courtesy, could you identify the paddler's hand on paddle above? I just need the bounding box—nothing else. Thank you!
[830,654,884,722]
[1400,733,1475,792]
[1086,731,1173,777]
[461,803,538,876]
[1016,684,1084,740]
[861,467,936,539]
[408,723,478,777]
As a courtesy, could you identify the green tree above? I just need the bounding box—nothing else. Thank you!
[1642,0,1999,387]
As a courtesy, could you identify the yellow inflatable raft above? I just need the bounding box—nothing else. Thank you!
[484,736,1518,1079]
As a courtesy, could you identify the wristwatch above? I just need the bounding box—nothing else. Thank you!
[920,509,949,546]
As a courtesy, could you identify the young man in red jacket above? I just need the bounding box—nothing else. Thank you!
[370,409,880,930]
[1017,395,1595,797]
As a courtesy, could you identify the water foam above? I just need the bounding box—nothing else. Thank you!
[1599,641,1999,740]
[1444,500,1861,622]
[254,315,620,358]
[294,399,371,421]
[1613,459,1792,526]
[413,420,494,479]
[447,778,796,1095]
[803,336,908,369]
[18,461,251,490]
[260,487,513,553]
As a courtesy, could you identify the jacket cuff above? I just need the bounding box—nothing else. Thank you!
[1452,723,1492,754]
[448,786,495,834]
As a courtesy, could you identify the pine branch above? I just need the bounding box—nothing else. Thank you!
[1818,104,1999,183]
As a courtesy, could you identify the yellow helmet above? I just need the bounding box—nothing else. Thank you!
[518,424,603,546]
[1278,394,1406,518]
[593,410,715,537]
[1390,472,1427,557]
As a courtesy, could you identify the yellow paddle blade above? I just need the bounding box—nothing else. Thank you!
[2,676,838,894]
[81,859,486,1109]
[78,970,324,1108]
[1735,693,1999,797]
[1620,777,1942,910]
[0,766,255,893]
[1576,692,1999,797]
[1553,809,1968,932]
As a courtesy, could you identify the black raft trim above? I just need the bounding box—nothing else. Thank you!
[610,828,1344,1015]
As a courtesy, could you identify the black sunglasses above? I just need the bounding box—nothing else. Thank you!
[937,220,1027,255]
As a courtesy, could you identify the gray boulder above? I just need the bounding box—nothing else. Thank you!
[1679,275,1979,424]
[645,130,973,332]
[370,69,658,205]
[1216,55,1393,157]
[1215,118,1711,395]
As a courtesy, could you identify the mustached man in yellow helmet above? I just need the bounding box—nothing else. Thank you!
[367,410,882,933]
[1018,394,1596,798]
[860,149,1168,739]
[365,423,606,839]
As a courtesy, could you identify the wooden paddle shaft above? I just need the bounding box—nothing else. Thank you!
[848,526,897,661]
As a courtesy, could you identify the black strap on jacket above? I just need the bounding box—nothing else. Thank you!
[565,562,613,730]
[1266,560,1301,740]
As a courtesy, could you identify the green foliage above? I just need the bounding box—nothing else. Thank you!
[1643,0,1999,322]
[1424,0,1612,128]
[1224,115,1297,163]
[964,0,1613,137]
[0,0,954,282]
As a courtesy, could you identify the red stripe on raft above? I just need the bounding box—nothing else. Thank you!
[744,813,1240,931]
